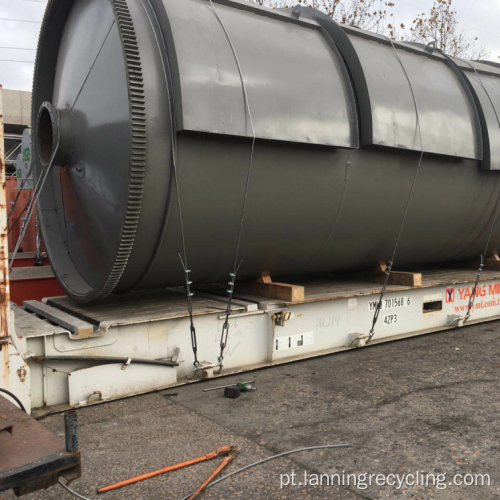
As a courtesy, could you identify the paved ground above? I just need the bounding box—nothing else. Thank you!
[3,321,500,500]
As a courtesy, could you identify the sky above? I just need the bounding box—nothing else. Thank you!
[0,0,499,91]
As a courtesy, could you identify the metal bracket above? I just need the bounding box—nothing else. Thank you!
[192,361,218,380]
[272,310,292,327]
[86,391,102,405]
[447,314,465,327]
[291,4,302,18]
[121,357,132,370]
[348,333,370,348]
[168,347,180,364]
[425,40,437,53]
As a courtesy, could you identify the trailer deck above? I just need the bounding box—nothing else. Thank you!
[11,264,500,415]
[27,267,500,322]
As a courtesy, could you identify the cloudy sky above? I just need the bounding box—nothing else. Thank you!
[0,0,499,91]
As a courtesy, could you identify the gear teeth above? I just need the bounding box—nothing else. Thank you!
[96,0,147,301]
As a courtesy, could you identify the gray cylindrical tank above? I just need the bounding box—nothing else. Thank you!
[32,0,500,303]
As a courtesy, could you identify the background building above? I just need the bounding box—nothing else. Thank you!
[2,89,31,175]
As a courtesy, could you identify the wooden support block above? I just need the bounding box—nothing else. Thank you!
[378,271,422,287]
[482,261,500,271]
[257,270,273,284]
[452,252,500,271]
[483,252,500,270]
[371,262,422,287]
[488,250,500,261]
[236,272,305,302]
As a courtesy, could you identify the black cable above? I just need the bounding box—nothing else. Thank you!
[133,0,200,369]
[208,0,256,370]
[137,0,198,368]
[0,387,27,412]
[367,37,425,343]
[217,261,243,371]
[178,252,199,367]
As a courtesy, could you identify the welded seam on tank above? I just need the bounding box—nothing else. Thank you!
[304,159,351,270]
[367,37,425,343]
[96,0,147,301]
[207,0,257,369]
[433,174,485,260]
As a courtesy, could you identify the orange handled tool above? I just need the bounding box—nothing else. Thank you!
[188,454,234,500]
[97,445,233,493]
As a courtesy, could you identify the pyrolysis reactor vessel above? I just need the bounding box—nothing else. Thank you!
[32,0,500,303]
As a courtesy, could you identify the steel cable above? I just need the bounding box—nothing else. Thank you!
[58,480,92,500]
[8,202,28,234]
[367,37,425,343]
[207,0,257,370]
[136,0,200,366]
[9,110,60,272]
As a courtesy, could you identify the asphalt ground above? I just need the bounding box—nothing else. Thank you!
[3,321,500,499]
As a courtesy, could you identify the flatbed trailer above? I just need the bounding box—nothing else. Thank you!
[8,264,500,416]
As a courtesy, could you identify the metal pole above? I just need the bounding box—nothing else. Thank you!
[64,410,78,452]
[203,380,254,392]
[0,84,10,339]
